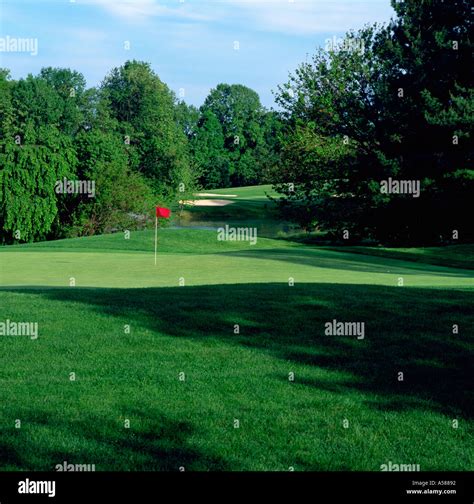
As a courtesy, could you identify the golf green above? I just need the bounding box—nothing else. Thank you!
[0,227,472,471]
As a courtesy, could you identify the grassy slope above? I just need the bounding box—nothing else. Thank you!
[0,185,473,471]
[325,244,474,271]
[0,283,472,470]
[1,229,472,289]
[182,185,474,269]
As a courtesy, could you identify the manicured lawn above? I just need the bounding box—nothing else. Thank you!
[0,227,472,470]
[1,229,472,289]
[326,244,474,271]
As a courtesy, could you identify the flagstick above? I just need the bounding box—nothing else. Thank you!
[154,216,158,266]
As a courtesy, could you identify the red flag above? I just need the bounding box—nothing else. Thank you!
[156,207,171,219]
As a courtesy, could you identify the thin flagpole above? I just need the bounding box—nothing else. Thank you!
[154,216,158,266]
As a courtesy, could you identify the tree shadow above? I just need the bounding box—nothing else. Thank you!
[218,249,473,277]
[0,406,230,471]
[3,283,472,422]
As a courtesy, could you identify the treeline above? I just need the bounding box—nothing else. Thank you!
[177,84,282,189]
[0,63,278,244]
[1,0,472,246]
[272,0,473,245]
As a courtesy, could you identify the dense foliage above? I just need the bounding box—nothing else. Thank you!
[1,0,472,245]
[272,0,473,245]
[0,64,279,243]
[177,84,280,189]
[0,62,192,243]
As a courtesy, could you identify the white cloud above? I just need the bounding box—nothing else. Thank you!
[223,0,394,35]
[85,0,211,23]
[80,0,393,33]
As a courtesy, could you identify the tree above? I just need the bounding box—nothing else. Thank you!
[272,0,473,244]
[273,28,385,240]
[101,60,194,197]
[61,129,155,237]
[371,0,473,243]
[191,110,228,188]
[0,64,179,243]
[175,101,200,141]
[0,72,77,243]
[38,67,86,136]
[199,84,268,187]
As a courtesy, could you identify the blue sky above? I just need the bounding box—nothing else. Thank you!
[0,0,395,108]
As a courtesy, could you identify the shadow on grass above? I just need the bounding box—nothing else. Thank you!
[218,249,474,277]
[3,283,473,422]
[0,408,229,471]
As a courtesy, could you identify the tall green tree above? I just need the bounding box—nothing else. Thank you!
[199,84,269,187]
[371,0,473,243]
[62,129,154,237]
[191,110,228,188]
[274,28,384,240]
[0,65,172,243]
[175,101,200,141]
[38,67,86,137]
[273,0,473,245]
[101,60,195,199]
[0,72,77,243]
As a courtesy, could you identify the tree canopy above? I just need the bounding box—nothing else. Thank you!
[1,0,472,247]
[271,0,472,245]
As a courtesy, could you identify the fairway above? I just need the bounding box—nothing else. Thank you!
[175,184,289,238]
[1,222,473,471]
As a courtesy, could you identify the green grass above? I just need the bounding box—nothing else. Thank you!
[325,244,474,270]
[0,229,474,471]
[1,229,472,289]
[0,283,472,470]
[196,184,279,199]
[0,186,473,471]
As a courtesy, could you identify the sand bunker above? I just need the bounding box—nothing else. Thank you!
[196,193,238,198]
[180,199,236,207]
